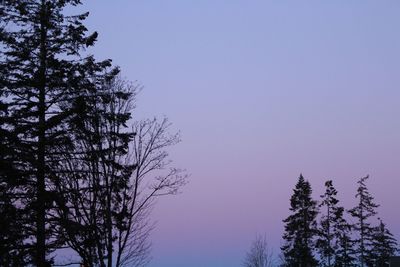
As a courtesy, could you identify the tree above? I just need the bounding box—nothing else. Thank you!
[348,175,380,267]
[0,104,32,265]
[0,0,117,265]
[281,174,319,267]
[115,117,186,267]
[53,77,135,267]
[317,180,339,267]
[54,77,186,267]
[244,235,274,267]
[370,218,398,267]
[334,216,357,267]
[316,180,356,267]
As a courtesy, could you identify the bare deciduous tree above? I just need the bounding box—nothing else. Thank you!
[244,235,274,267]
[54,77,187,267]
[115,117,187,267]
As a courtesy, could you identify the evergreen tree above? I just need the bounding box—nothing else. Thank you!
[334,213,357,267]
[370,218,398,267]
[281,174,319,267]
[348,175,379,267]
[0,123,32,265]
[0,1,117,265]
[317,180,354,267]
[317,180,339,266]
[316,180,357,267]
[0,186,30,264]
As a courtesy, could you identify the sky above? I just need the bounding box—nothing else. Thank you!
[77,1,400,266]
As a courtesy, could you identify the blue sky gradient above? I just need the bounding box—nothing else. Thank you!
[73,1,400,266]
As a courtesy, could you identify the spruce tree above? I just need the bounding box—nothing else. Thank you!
[348,175,379,267]
[316,180,357,267]
[334,212,357,267]
[0,104,23,263]
[0,124,32,265]
[0,1,117,265]
[317,180,356,267]
[370,218,398,267]
[317,180,339,266]
[281,174,319,267]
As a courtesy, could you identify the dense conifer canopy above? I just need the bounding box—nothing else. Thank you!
[281,174,319,267]
[0,0,118,264]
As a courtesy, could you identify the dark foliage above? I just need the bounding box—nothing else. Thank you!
[281,174,319,267]
[348,175,380,267]
[0,0,117,265]
[317,180,356,267]
[370,218,398,267]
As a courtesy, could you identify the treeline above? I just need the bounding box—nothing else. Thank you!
[281,174,398,267]
[0,1,186,266]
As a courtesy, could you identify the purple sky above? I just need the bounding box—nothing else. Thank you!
[78,1,400,266]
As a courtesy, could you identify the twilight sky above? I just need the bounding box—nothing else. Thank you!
[78,1,399,266]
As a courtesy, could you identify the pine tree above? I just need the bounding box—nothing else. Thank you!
[370,218,398,267]
[334,211,357,267]
[0,104,23,264]
[348,175,379,267]
[317,180,339,266]
[281,174,319,267]
[0,129,31,265]
[317,180,353,266]
[0,1,117,265]
[316,180,357,267]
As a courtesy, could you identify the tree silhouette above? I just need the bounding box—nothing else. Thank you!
[317,180,339,266]
[53,77,135,266]
[115,117,186,267]
[281,174,319,267]
[334,216,357,267]
[244,235,274,267]
[1,0,118,265]
[317,180,356,267]
[370,218,398,267]
[348,175,380,267]
[54,77,186,266]
[0,105,33,264]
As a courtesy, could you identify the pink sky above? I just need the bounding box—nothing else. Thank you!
[76,1,400,266]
